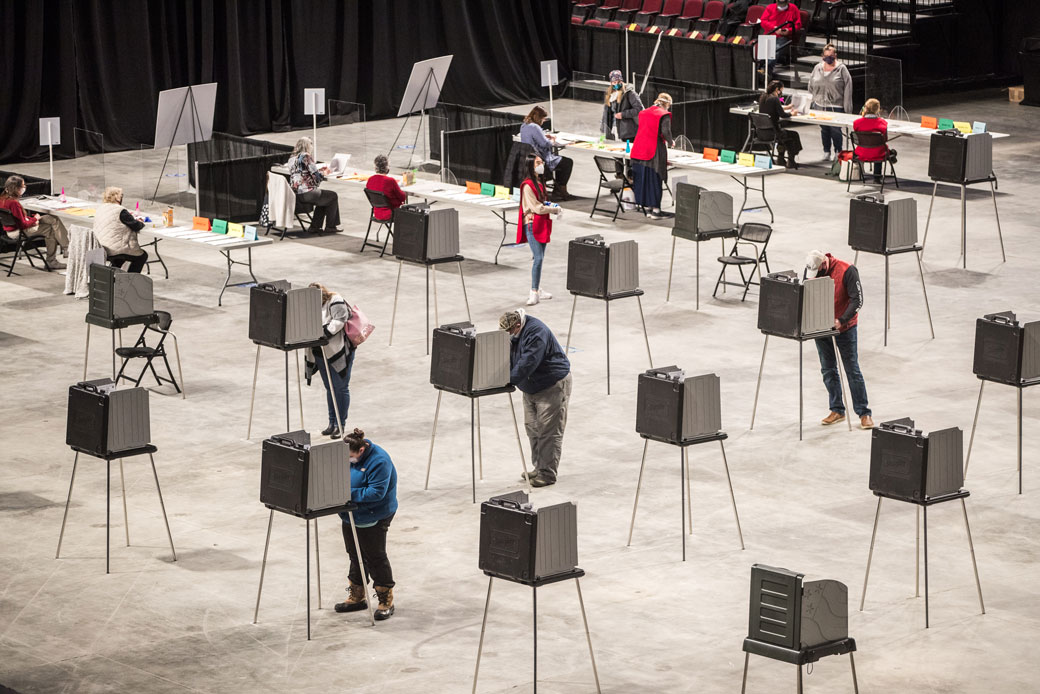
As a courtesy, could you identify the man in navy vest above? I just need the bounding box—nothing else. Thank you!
[806,250,874,429]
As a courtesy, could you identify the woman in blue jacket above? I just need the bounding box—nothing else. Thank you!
[334,427,399,620]
[520,105,574,200]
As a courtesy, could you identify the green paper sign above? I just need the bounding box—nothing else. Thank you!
[212,219,228,234]
[938,118,955,130]
[720,150,736,164]
[480,182,495,196]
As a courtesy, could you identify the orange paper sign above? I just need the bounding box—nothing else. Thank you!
[921,116,938,129]
[465,181,481,195]
[703,148,719,161]
[192,216,211,231]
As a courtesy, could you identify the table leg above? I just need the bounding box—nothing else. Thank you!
[628,439,649,546]
[218,249,233,306]
[246,345,261,439]
[253,509,274,624]
[55,452,79,559]
[964,381,984,478]
[860,497,882,611]
[720,441,745,550]
[472,576,493,694]
[575,578,602,694]
[961,498,985,614]
[389,260,403,346]
[750,335,768,430]
[425,390,442,491]
[246,246,258,284]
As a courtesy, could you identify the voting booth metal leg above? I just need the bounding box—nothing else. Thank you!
[83,324,90,380]
[476,399,483,480]
[306,520,311,639]
[797,664,803,694]
[432,263,440,334]
[750,335,768,430]
[832,336,854,432]
[666,237,676,302]
[471,399,477,504]
[247,345,261,439]
[680,447,687,561]
[964,381,984,478]
[741,652,750,694]
[916,506,920,597]
[799,340,803,441]
[849,651,860,694]
[637,295,653,369]
[112,329,116,380]
[295,351,305,430]
[321,349,342,436]
[959,184,967,269]
[55,453,80,559]
[508,392,533,495]
[254,509,274,624]
[425,391,442,491]
[119,458,130,547]
[1018,389,1023,494]
[859,496,882,611]
[962,498,986,615]
[472,575,494,694]
[884,256,890,346]
[565,294,577,354]
[924,505,930,627]
[605,301,611,395]
[458,260,472,321]
[922,181,939,257]
[990,179,1006,262]
[720,441,745,550]
[575,577,602,694]
[313,518,321,609]
[149,452,176,562]
[684,448,693,536]
[106,460,111,574]
[533,585,538,691]
[628,439,650,546]
[389,260,403,347]
[916,251,935,339]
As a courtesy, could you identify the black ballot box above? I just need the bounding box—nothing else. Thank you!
[88,264,154,323]
[869,418,964,502]
[672,182,735,242]
[747,564,850,651]
[66,379,151,456]
[430,322,511,395]
[973,311,1040,386]
[848,195,918,253]
[260,431,352,515]
[393,204,460,263]
[479,492,578,582]
[928,131,993,184]
[758,271,834,338]
[248,281,323,349]
[567,234,639,298]
[635,366,722,443]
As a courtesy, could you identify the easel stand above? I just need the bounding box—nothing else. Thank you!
[666,231,735,309]
[921,175,1005,269]
[388,67,442,170]
[246,337,339,440]
[859,490,985,628]
[253,502,376,640]
[388,255,471,355]
[965,375,1039,494]
[628,433,745,561]
[426,385,532,503]
[55,444,177,574]
[472,569,601,694]
[852,245,934,347]
[565,289,653,395]
[152,85,206,205]
[84,313,158,381]
[750,330,853,440]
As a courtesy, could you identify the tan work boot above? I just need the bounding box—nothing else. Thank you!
[860,415,875,430]
[821,411,846,425]
[334,581,368,613]
[374,586,395,621]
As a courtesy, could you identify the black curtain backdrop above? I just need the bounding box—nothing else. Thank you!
[0,0,570,164]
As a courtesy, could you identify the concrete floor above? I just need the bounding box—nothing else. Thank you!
[1,89,1039,694]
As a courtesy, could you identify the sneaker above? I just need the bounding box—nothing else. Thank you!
[530,472,556,488]
[821,411,846,425]
[824,151,834,162]
[537,288,553,301]
[526,290,539,306]
[647,210,667,220]
[860,415,875,430]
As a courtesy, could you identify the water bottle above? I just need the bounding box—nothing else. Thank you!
[625,140,631,153]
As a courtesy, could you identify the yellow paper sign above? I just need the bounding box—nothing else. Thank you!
[737,152,755,167]
[227,223,245,238]
[494,185,510,200]
[953,121,972,134]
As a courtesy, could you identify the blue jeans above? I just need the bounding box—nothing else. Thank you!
[315,348,355,428]
[526,223,546,290]
[815,105,844,154]
[815,326,871,417]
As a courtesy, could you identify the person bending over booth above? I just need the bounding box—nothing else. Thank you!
[364,154,406,222]
[630,92,674,220]
[520,106,574,201]
[94,187,148,273]
[0,175,69,269]
[288,136,341,233]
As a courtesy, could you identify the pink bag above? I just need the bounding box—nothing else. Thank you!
[344,303,375,346]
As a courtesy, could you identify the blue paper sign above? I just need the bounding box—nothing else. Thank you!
[972,121,987,134]
[244,225,258,241]
[754,155,772,169]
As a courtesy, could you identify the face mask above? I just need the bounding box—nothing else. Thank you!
[823,55,836,65]
[349,456,359,464]
[534,164,545,175]
[777,2,789,9]
[19,188,26,196]
[612,83,622,90]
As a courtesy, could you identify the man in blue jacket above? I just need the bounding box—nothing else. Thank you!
[500,309,572,487]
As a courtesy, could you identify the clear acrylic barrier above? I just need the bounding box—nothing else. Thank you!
[52,128,106,202]
[136,144,193,212]
[633,74,687,139]
[560,70,609,136]
[326,100,369,170]
[425,114,450,176]
[866,55,905,119]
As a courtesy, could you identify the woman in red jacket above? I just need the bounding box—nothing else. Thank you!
[853,99,890,183]
[518,154,561,306]
[0,175,68,269]
[630,92,674,220]
[364,155,406,222]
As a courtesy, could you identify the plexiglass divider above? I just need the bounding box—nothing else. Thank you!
[326,100,369,172]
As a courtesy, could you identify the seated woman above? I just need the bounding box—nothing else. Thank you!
[758,80,802,168]
[364,155,406,222]
[0,175,69,269]
[519,106,574,201]
[853,98,890,183]
[288,136,341,233]
[94,187,148,273]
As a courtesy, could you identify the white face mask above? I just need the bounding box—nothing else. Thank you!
[349,456,359,464]
[534,164,545,175]
[18,188,26,196]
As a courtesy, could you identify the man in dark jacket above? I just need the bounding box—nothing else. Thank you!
[806,250,874,430]
[500,309,572,487]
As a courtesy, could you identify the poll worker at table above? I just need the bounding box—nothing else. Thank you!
[807,43,853,161]
[364,154,406,222]
[500,309,572,488]
[288,136,341,233]
[334,427,398,621]
[760,1,803,66]
[759,81,803,169]
[93,187,148,273]
[630,92,675,220]
[520,105,574,201]
[304,282,356,439]
[600,69,644,144]
[805,250,874,430]
[853,98,893,183]
[0,175,69,269]
[518,154,562,307]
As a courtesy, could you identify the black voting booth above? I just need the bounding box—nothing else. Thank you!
[849,195,933,346]
[629,367,744,561]
[83,264,158,382]
[472,492,601,694]
[860,419,985,628]
[57,379,176,574]
[387,205,471,355]
[666,182,739,309]
[426,322,530,502]
[565,235,653,394]
[740,564,858,694]
[253,431,375,639]
[965,311,1040,494]
[750,272,852,440]
[921,131,1005,269]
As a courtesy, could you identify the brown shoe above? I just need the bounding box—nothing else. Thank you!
[374,586,395,621]
[860,415,875,430]
[821,411,846,425]
[334,580,368,613]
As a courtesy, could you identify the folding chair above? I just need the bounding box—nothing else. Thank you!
[0,208,50,276]
[712,222,772,301]
[848,131,899,194]
[362,189,394,256]
[263,175,314,240]
[590,155,627,222]
[744,112,780,163]
[114,310,185,399]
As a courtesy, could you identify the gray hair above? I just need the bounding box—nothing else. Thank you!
[292,136,314,159]
[374,154,390,174]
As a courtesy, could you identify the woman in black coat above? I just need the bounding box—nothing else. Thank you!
[758,80,803,168]
[600,69,644,143]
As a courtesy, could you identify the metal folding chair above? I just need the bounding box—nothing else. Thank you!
[848,131,899,193]
[0,208,49,276]
[590,155,626,221]
[362,189,394,256]
[114,310,185,398]
[713,222,772,301]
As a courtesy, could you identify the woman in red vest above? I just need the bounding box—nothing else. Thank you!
[853,98,891,183]
[630,92,674,220]
[517,154,561,306]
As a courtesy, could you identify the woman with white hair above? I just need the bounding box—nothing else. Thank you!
[629,92,675,220]
[364,154,406,222]
[288,136,341,233]
[93,186,148,273]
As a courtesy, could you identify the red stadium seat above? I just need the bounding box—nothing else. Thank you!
[612,0,643,25]
[603,20,624,29]
[744,5,764,24]
[585,18,604,26]
[634,0,664,28]
[591,0,623,23]
[701,0,724,21]
[654,0,685,29]
[680,0,704,19]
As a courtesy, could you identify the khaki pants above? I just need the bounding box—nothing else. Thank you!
[9,214,69,261]
[522,373,572,481]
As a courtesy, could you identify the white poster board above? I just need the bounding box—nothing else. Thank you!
[397,55,453,118]
[756,35,777,61]
[39,117,61,146]
[540,60,559,87]
[153,83,218,148]
[303,88,326,116]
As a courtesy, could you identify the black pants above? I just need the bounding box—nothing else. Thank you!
[549,156,573,187]
[341,513,394,588]
[297,188,341,230]
[109,251,148,273]
[776,128,803,159]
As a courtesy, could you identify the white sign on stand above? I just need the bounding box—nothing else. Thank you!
[39,117,61,194]
[756,35,777,87]
[541,60,560,128]
[304,88,326,159]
